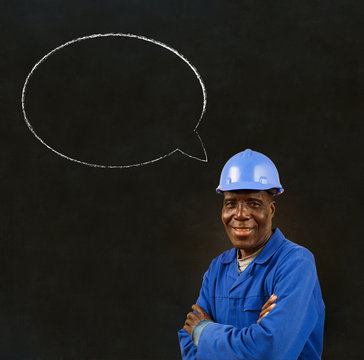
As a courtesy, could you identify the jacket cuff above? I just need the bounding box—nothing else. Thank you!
[191,320,214,346]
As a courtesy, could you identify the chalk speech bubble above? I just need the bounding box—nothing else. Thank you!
[21,33,207,168]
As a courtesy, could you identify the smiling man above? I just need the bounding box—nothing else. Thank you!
[178,149,325,360]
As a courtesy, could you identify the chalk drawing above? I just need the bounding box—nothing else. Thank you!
[21,33,208,168]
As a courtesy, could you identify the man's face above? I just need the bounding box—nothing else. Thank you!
[221,190,276,257]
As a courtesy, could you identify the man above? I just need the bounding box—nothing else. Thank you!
[178,149,325,360]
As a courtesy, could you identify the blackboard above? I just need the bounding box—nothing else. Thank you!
[1,1,363,359]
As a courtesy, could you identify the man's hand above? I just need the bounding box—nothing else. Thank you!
[183,295,277,335]
[183,304,212,335]
[257,294,277,323]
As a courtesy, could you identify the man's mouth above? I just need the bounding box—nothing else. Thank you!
[232,227,254,235]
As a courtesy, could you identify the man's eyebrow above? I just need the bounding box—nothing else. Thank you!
[223,196,236,201]
[246,197,263,201]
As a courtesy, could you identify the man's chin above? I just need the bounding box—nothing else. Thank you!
[231,237,256,250]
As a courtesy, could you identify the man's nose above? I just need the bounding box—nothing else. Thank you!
[234,203,250,220]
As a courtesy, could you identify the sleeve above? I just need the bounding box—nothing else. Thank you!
[192,320,214,346]
[195,249,321,360]
[178,266,215,360]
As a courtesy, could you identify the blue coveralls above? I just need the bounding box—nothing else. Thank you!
[178,229,325,360]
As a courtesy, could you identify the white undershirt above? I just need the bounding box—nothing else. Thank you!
[237,247,264,273]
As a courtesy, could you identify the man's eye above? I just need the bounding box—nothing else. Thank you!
[224,201,236,208]
[249,202,261,208]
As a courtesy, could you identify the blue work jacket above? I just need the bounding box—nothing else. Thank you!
[178,228,325,360]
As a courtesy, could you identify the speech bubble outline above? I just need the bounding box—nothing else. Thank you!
[21,33,208,168]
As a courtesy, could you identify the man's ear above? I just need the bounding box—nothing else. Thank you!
[270,201,276,217]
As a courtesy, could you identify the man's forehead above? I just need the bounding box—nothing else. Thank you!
[223,190,268,199]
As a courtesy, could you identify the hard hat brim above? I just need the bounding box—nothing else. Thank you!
[216,181,284,195]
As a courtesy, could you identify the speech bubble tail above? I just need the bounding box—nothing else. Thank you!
[176,130,208,162]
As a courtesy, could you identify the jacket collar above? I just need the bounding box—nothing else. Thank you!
[218,228,285,265]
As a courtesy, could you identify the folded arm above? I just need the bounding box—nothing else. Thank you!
[178,249,322,360]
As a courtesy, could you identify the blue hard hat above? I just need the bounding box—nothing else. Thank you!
[216,149,284,195]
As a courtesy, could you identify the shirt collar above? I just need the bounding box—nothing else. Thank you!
[218,228,285,265]
[254,228,285,264]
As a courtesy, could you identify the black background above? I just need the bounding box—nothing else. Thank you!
[1,1,363,359]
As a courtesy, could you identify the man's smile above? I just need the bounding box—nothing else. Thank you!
[231,226,254,236]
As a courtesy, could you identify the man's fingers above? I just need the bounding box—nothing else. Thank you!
[261,294,277,312]
[192,304,206,315]
[183,324,192,335]
[185,314,198,327]
[262,294,277,310]
[186,311,198,320]
[257,302,277,323]
[257,311,270,324]
[184,309,204,335]
[259,303,276,317]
